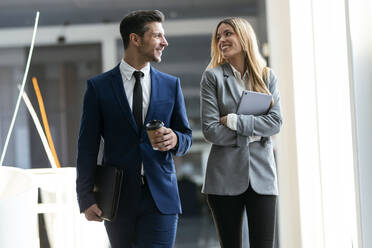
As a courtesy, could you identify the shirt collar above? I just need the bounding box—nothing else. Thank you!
[120,59,150,81]
[229,64,248,81]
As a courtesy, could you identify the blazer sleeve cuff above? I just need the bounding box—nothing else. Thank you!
[236,133,248,147]
[78,193,96,213]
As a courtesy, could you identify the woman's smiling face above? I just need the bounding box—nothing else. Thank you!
[216,23,243,61]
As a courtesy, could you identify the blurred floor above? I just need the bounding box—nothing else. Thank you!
[175,215,219,248]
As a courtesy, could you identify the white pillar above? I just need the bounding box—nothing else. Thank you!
[266,0,361,247]
[347,0,372,247]
[266,1,303,247]
[102,37,117,72]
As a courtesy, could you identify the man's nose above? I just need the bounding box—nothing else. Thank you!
[161,37,168,47]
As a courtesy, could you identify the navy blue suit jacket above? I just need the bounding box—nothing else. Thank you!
[76,64,192,216]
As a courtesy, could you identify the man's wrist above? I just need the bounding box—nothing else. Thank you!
[172,130,179,151]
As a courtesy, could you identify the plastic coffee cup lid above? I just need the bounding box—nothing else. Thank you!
[145,120,164,130]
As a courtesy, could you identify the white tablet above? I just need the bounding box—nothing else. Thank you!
[236,90,272,116]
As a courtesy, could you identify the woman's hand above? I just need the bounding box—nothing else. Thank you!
[220,115,227,126]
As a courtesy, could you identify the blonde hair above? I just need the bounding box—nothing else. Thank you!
[208,17,272,98]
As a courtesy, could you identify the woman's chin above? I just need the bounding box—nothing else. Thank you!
[221,54,230,60]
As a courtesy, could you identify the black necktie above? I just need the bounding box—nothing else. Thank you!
[133,71,144,134]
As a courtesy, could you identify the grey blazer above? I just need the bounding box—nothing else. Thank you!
[200,63,282,196]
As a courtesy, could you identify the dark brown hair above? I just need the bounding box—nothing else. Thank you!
[120,10,165,49]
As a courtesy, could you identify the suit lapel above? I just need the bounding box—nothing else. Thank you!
[222,63,241,105]
[109,64,138,133]
[144,66,158,125]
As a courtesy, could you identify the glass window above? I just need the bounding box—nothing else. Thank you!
[0,48,28,168]
[27,44,102,168]
[156,35,211,131]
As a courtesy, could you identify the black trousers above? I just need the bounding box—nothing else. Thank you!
[207,185,277,248]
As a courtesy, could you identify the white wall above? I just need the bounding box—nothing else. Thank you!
[347,0,372,247]
[267,0,362,247]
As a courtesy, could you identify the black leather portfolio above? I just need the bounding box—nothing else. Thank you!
[93,164,124,221]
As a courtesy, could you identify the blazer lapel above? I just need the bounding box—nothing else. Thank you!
[144,66,158,125]
[222,63,241,105]
[109,64,138,133]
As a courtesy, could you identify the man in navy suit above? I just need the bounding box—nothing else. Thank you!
[76,10,192,248]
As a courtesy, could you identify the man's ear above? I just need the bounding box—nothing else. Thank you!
[129,33,141,47]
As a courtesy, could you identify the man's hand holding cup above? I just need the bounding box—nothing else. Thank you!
[146,120,178,151]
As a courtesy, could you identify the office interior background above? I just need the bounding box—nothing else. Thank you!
[0,0,371,247]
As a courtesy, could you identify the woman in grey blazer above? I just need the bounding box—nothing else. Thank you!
[200,17,282,248]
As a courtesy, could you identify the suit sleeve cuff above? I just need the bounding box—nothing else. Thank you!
[78,193,96,213]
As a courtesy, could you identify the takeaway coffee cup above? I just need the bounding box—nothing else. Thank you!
[145,120,164,150]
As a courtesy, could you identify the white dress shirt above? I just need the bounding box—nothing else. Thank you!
[119,59,151,122]
[227,64,261,142]
[119,59,151,176]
